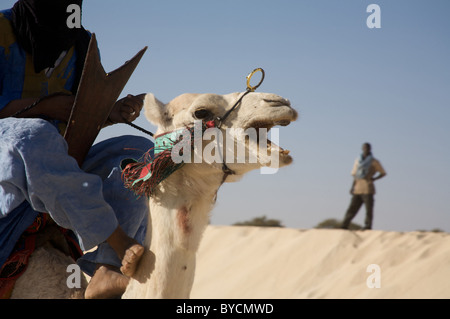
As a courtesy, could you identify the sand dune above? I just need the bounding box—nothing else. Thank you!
[190,226,450,299]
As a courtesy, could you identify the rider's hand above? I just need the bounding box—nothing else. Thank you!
[107,94,145,125]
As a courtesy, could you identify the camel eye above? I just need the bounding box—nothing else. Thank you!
[194,109,212,120]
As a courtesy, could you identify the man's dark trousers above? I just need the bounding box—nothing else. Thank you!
[341,194,374,229]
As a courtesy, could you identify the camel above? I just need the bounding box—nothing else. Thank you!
[123,91,297,298]
[10,90,297,298]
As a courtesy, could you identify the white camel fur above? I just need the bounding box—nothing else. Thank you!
[11,90,297,298]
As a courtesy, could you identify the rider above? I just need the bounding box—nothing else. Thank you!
[0,0,149,298]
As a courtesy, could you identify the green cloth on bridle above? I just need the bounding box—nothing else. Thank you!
[121,120,214,197]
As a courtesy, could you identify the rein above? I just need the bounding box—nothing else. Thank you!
[10,92,73,118]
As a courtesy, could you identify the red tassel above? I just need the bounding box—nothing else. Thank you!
[122,149,184,197]
[121,121,211,197]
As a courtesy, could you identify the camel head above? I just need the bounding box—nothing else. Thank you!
[143,91,298,180]
[123,90,298,299]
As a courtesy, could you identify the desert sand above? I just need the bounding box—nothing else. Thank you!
[190,226,450,299]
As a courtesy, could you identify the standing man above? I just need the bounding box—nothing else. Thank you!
[341,143,386,230]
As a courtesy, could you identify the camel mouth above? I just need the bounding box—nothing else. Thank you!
[246,118,294,158]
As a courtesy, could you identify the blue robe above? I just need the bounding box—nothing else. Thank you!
[0,9,151,275]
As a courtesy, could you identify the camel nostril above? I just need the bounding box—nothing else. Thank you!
[263,99,291,107]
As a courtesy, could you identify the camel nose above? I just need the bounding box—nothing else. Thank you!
[259,94,298,121]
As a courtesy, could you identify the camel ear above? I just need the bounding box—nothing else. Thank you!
[143,93,172,127]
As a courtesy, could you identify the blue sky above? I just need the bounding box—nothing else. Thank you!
[4,0,449,231]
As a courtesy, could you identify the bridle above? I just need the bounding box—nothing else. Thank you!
[125,67,266,185]
[213,68,265,183]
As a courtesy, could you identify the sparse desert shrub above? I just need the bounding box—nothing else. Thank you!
[315,218,362,230]
[233,215,284,227]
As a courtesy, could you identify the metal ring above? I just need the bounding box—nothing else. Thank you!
[246,68,265,92]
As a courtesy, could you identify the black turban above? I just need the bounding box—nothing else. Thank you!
[11,0,90,93]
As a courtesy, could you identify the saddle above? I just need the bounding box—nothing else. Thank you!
[0,214,82,298]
